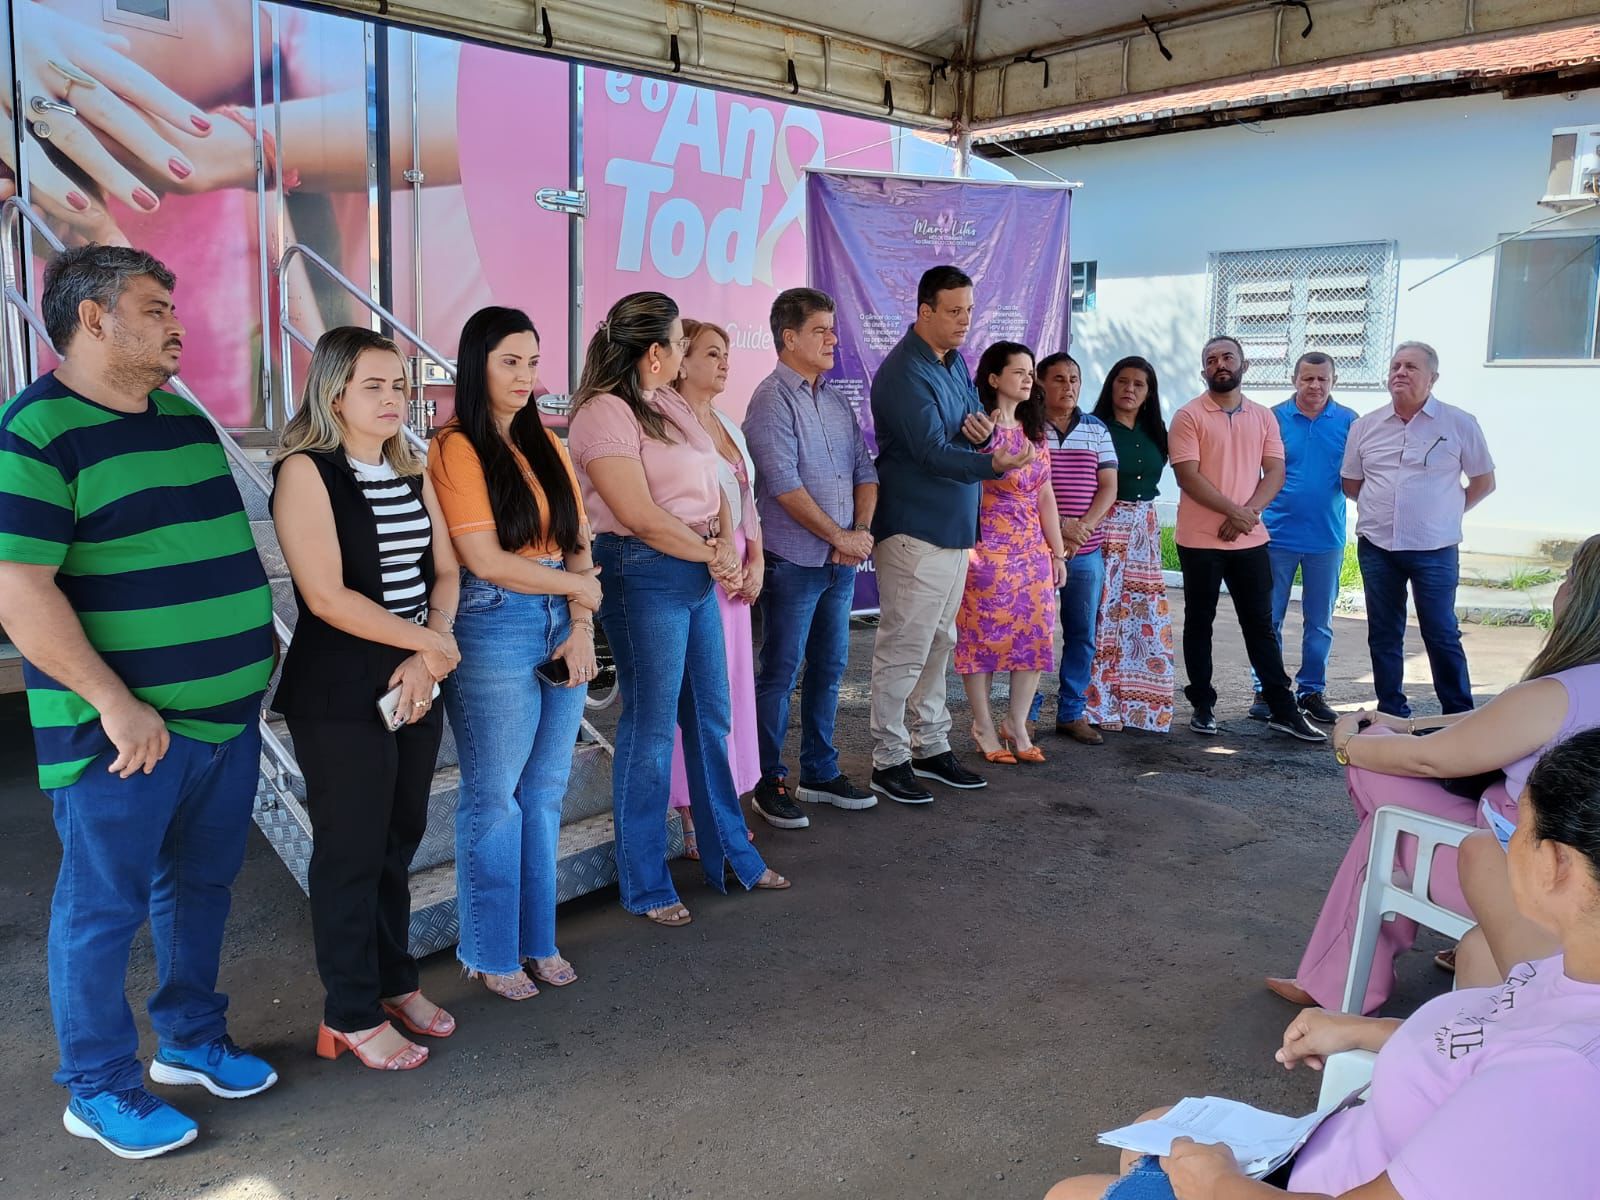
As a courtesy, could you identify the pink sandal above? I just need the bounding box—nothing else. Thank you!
[381,990,456,1037]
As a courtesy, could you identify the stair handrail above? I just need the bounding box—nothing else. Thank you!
[0,197,300,781]
[0,198,58,399]
[276,242,452,452]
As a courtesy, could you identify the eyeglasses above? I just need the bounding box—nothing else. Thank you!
[671,337,691,353]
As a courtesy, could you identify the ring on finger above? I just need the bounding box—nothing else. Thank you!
[45,59,98,102]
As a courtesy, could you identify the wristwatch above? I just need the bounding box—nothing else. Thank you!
[852,523,870,532]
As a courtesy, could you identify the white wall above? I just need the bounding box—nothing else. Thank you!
[1010,88,1600,558]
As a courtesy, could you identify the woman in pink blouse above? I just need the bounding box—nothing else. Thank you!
[566,292,790,927]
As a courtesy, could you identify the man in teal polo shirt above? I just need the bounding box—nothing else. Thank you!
[1248,352,1356,724]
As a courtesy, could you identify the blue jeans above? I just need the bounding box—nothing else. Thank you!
[1056,547,1105,722]
[1249,545,1342,697]
[754,555,855,783]
[47,724,262,1097]
[1357,539,1473,717]
[445,571,587,973]
[594,535,768,914]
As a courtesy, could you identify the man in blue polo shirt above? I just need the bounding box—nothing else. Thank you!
[1248,352,1356,725]
[866,265,1034,804]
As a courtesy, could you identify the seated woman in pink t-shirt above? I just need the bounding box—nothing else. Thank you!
[1046,728,1600,1200]
[1265,534,1600,1014]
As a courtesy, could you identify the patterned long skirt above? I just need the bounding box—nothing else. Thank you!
[1084,500,1174,732]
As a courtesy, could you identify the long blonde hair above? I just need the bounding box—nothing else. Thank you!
[1525,534,1600,681]
[279,326,423,476]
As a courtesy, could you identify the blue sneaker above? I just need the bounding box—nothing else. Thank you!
[63,1087,198,1159]
[150,1034,278,1099]
[1247,691,1272,721]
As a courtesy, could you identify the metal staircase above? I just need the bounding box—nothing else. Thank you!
[1,200,662,957]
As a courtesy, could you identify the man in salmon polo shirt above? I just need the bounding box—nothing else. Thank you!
[1169,336,1326,742]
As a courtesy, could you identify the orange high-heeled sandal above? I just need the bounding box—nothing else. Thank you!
[998,720,1046,763]
[315,1021,428,1070]
[381,990,456,1037]
[970,720,1017,765]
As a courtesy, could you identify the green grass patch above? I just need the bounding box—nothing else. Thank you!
[1160,525,1180,572]
[1507,564,1560,592]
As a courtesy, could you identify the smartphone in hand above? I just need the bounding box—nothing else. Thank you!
[536,657,571,686]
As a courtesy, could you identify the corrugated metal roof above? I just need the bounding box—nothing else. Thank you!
[974,20,1600,145]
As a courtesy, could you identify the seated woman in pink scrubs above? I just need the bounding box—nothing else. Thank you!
[1046,728,1600,1200]
[1266,533,1600,1014]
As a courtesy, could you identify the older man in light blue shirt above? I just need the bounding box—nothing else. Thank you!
[742,287,879,830]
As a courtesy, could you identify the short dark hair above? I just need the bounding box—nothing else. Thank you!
[1036,352,1079,377]
[1527,730,1600,884]
[770,287,835,350]
[42,244,176,351]
[1201,334,1243,360]
[1294,351,1336,376]
[917,265,973,313]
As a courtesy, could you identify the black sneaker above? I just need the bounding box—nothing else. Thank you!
[869,763,934,805]
[910,750,987,790]
[1190,707,1219,735]
[1247,691,1271,721]
[751,777,810,829]
[795,774,877,811]
[1298,692,1338,724]
[1269,708,1329,742]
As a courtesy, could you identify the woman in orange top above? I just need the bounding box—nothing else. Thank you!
[429,306,599,1002]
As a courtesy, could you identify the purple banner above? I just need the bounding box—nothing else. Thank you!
[804,170,1073,610]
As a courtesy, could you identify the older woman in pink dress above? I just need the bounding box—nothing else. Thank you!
[666,321,762,856]
[954,342,1069,765]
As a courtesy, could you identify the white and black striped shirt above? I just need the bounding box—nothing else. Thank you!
[347,454,430,618]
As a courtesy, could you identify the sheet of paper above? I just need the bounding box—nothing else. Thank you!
[1097,1096,1335,1179]
[1480,796,1516,851]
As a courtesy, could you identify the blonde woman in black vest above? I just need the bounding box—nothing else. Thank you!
[273,327,461,1070]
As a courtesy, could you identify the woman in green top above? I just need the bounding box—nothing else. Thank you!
[1085,357,1175,733]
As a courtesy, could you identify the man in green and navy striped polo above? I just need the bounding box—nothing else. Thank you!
[0,246,278,1159]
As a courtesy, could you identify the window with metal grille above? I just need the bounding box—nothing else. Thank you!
[1206,242,1398,388]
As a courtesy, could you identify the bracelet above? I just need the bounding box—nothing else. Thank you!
[571,616,594,629]
[1334,732,1356,766]
[431,611,455,633]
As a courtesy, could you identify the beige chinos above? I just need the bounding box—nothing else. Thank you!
[869,533,970,769]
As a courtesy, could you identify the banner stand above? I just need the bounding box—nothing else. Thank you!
[804,168,1077,612]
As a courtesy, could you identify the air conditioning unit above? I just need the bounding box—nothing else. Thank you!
[1540,125,1600,208]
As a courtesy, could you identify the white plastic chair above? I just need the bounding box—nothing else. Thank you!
[1311,807,1476,1107]
[1316,1049,1377,1110]
[1339,805,1476,1016]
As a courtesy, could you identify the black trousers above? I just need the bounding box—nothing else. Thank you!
[287,710,443,1031]
[1176,543,1295,719]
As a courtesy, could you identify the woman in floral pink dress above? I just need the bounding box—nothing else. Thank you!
[955,343,1069,763]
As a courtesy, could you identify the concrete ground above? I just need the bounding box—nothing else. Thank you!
[0,599,1543,1200]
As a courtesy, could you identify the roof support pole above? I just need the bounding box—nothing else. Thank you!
[955,0,984,174]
